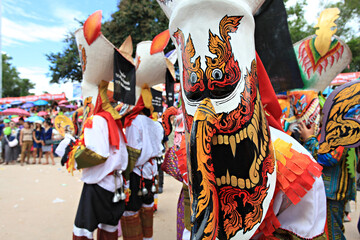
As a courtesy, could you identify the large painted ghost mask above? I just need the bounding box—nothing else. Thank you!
[158,1,276,239]
[74,11,116,106]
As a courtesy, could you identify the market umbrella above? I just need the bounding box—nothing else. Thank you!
[10,100,23,106]
[65,104,77,109]
[0,108,30,116]
[11,116,26,123]
[1,104,11,109]
[25,116,45,122]
[21,102,35,109]
[37,111,49,117]
[58,100,69,105]
[33,99,48,106]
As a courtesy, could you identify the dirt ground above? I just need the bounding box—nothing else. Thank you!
[0,157,359,239]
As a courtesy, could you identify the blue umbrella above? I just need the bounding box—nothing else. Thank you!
[21,102,35,109]
[33,99,48,106]
[25,116,45,122]
[10,100,23,105]
[1,104,11,109]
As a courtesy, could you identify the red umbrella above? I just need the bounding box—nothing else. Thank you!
[37,111,49,117]
[11,116,27,123]
[0,108,30,116]
[58,100,69,105]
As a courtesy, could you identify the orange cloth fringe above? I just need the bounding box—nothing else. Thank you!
[255,142,323,237]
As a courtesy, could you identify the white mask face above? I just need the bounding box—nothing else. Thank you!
[158,0,276,239]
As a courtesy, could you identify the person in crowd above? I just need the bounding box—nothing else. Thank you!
[121,94,163,240]
[18,117,25,130]
[164,115,175,152]
[19,121,33,165]
[298,122,356,240]
[52,124,63,157]
[32,120,44,164]
[41,119,55,165]
[0,119,5,136]
[1,119,11,163]
[2,121,19,165]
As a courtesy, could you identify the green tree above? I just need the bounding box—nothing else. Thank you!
[2,54,35,97]
[284,0,313,43]
[102,0,169,52]
[46,33,82,83]
[323,0,360,72]
[345,36,360,72]
[47,0,170,84]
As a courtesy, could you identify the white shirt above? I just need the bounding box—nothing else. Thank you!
[126,114,164,179]
[81,115,128,192]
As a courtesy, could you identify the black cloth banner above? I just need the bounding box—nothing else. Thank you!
[151,88,163,113]
[165,69,174,107]
[254,0,303,93]
[113,49,136,105]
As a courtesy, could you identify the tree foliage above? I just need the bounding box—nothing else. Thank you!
[47,0,169,84]
[46,33,82,83]
[284,0,313,43]
[102,0,169,52]
[345,36,360,72]
[2,54,35,97]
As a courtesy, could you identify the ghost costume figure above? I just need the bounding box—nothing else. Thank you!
[157,0,327,239]
[56,11,129,240]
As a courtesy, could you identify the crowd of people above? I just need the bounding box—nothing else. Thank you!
[0,110,64,166]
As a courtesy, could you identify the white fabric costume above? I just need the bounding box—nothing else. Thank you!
[82,115,128,192]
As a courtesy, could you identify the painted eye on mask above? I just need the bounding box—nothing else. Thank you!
[190,72,198,83]
[212,69,223,81]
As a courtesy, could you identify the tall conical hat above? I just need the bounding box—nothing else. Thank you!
[293,8,352,91]
[74,11,116,105]
[133,30,172,104]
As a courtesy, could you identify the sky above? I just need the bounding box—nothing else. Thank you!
[2,0,119,98]
[1,0,342,99]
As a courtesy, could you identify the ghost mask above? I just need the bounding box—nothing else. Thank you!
[157,0,276,239]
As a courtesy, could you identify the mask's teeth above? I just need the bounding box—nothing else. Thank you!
[212,135,218,145]
[218,135,224,144]
[240,129,244,140]
[221,175,226,185]
[245,179,251,189]
[224,135,229,145]
[226,169,230,185]
[215,172,261,189]
[243,128,248,138]
[238,178,245,189]
[231,175,237,187]
[229,135,236,157]
[235,133,240,143]
[216,178,221,186]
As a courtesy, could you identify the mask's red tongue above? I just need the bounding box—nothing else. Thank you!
[189,98,220,240]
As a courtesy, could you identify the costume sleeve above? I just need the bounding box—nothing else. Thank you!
[317,147,345,167]
[84,115,110,158]
[303,136,344,167]
[303,136,318,160]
